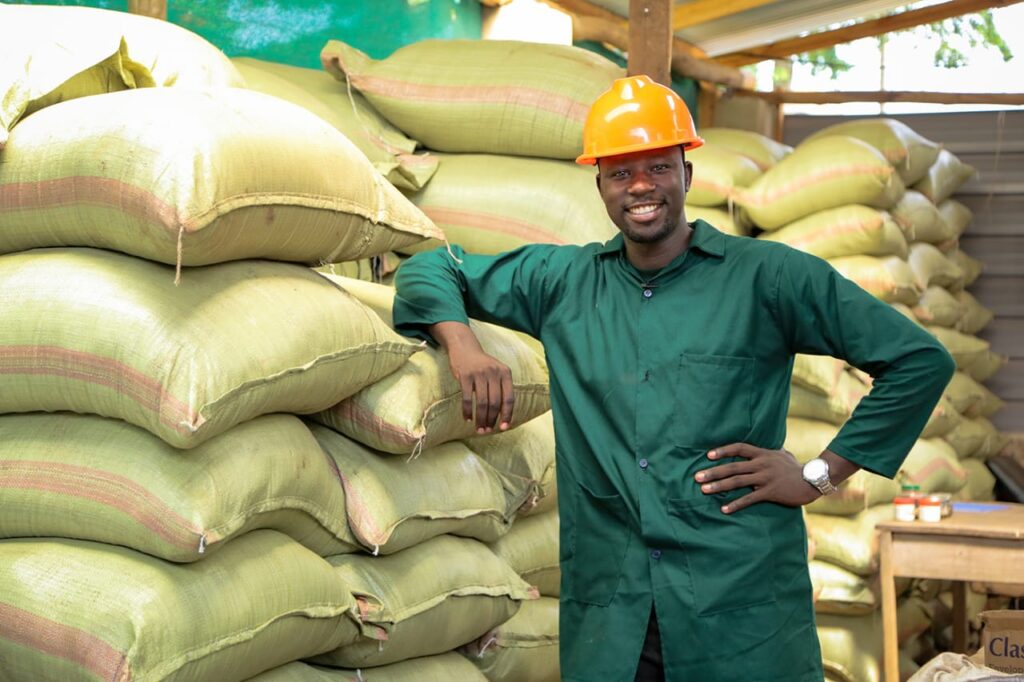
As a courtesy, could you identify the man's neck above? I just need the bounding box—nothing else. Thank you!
[624,222,694,271]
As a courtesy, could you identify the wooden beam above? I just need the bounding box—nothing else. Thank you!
[569,13,755,88]
[717,0,1024,66]
[672,0,778,30]
[731,89,1024,105]
[544,0,706,58]
[629,0,673,84]
[127,0,167,19]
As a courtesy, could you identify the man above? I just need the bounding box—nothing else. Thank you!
[393,75,955,681]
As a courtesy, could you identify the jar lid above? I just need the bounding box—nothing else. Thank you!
[919,497,942,506]
[893,496,916,504]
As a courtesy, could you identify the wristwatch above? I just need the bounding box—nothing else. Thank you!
[802,457,838,496]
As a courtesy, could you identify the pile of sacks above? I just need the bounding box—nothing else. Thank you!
[731,117,1008,681]
[0,6,562,681]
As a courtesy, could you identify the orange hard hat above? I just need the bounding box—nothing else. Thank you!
[576,75,703,165]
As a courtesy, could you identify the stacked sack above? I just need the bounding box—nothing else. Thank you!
[737,117,1007,680]
[0,6,549,681]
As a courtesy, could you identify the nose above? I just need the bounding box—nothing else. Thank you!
[628,171,654,195]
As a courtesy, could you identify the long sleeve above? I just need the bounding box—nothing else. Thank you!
[393,243,567,344]
[774,248,956,478]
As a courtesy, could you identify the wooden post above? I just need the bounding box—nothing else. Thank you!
[128,0,167,20]
[880,530,899,682]
[628,0,672,85]
[697,81,717,128]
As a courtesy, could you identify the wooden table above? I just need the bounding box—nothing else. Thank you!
[878,502,1024,682]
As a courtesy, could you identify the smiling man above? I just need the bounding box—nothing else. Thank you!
[393,75,954,681]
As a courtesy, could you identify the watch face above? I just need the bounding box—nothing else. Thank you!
[804,458,827,481]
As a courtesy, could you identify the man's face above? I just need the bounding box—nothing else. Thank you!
[596,146,692,245]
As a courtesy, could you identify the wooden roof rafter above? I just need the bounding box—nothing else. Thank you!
[672,0,780,30]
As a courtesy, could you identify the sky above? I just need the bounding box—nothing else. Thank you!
[753,3,1024,115]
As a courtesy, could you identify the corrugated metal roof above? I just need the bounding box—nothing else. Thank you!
[584,0,915,56]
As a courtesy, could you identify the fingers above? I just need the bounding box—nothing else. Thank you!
[473,365,515,434]
[694,461,753,483]
[459,374,475,423]
[720,490,763,514]
[699,473,759,495]
[498,365,515,431]
[707,443,761,461]
[482,371,501,433]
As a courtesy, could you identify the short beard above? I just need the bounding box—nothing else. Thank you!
[620,216,678,244]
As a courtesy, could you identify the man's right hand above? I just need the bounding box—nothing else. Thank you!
[429,321,515,434]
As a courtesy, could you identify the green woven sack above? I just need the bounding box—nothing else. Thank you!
[309,424,534,555]
[805,505,895,576]
[912,286,964,328]
[401,153,616,255]
[249,655,488,681]
[786,372,868,425]
[0,249,418,448]
[685,205,751,236]
[321,39,623,159]
[804,118,940,185]
[827,255,920,305]
[810,561,877,615]
[928,326,989,372]
[0,531,359,682]
[736,136,904,229]
[232,57,437,192]
[0,412,358,561]
[316,535,537,668]
[685,142,762,207]
[954,290,994,335]
[1,3,243,148]
[890,190,950,243]
[698,128,792,171]
[759,205,907,260]
[0,88,443,269]
[461,597,560,682]
[948,248,982,286]
[913,149,976,204]
[896,438,967,494]
[944,371,986,414]
[908,243,965,291]
[489,511,560,598]
[314,277,550,455]
[791,355,846,396]
[466,411,558,518]
[817,612,883,682]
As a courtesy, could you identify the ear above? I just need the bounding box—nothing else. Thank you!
[683,159,693,193]
[595,165,602,192]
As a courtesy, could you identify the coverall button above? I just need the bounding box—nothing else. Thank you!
[642,288,653,299]
[651,549,662,560]
[638,458,649,469]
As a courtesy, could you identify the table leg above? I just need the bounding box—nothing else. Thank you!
[880,530,899,682]
[953,581,968,653]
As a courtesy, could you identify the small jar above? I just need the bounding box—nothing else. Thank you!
[919,497,943,523]
[893,496,917,522]
[929,493,953,518]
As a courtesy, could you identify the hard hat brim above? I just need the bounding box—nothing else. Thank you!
[575,137,705,165]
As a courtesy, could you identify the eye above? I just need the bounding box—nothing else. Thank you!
[610,169,629,180]
[652,164,671,173]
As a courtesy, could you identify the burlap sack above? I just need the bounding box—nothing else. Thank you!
[898,438,968,494]
[913,149,976,204]
[805,505,895,575]
[955,290,994,335]
[685,142,762,207]
[962,350,1007,383]
[0,531,358,682]
[891,190,946,243]
[0,413,358,561]
[0,249,418,448]
[909,243,966,291]
[248,655,488,681]
[461,597,560,682]
[945,371,988,415]
[686,205,751,236]
[698,128,792,171]
[309,424,534,555]
[759,205,907,260]
[817,612,883,682]
[787,371,868,425]
[315,535,537,668]
[913,286,965,328]
[948,249,983,286]
[321,39,623,159]
[792,355,847,396]
[811,560,878,615]
[314,277,550,455]
[955,458,998,502]
[0,88,442,269]
[231,57,438,192]
[828,255,921,304]
[928,327,990,372]
[489,511,560,597]
[804,118,941,185]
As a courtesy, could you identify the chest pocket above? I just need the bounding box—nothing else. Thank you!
[674,353,754,451]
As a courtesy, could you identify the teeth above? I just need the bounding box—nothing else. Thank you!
[628,204,660,216]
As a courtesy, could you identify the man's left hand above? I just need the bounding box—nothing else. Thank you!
[694,443,820,514]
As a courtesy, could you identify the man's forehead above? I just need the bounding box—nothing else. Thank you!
[598,146,685,168]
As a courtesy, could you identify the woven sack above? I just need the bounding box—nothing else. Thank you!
[810,561,878,616]
[0,249,417,448]
[759,205,907,260]
[314,277,550,455]
[461,597,560,682]
[0,530,358,682]
[912,286,964,328]
[685,142,762,207]
[944,371,986,415]
[401,153,615,255]
[698,128,792,171]
[465,411,558,517]
[890,190,946,243]
[817,612,883,682]
[736,136,904,229]
[321,39,623,159]
[827,255,920,305]
[954,290,994,334]
[928,326,989,372]
[0,3,242,147]
[0,88,442,270]
[806,505,895,575]
[315,535,537,668]
[908,243,965,291]
[787,372,868,425]
[791,354,847,396]
[248,655,488,681]
[804,118,940,185]
[489,510,560,597]
[686,205,751,236]
[309,424,534,555]
[0,413,358,561]
[955,459,997,502]
[948,249,982,286]
[913,149,976,204]
[944,417,1008,460]
[962,349,1006,383]
[231,57,437,192]
[897,438,968,494]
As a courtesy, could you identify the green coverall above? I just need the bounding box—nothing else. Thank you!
[392,220,956,681]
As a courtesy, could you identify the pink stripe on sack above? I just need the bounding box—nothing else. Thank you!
[744,165,893,207]
[783,218,883,249]
[420,207,566,245]
[0,176,194,233]
[329,399,418,450]
[0,346,200,433]
[351,75,590,123]
[0,602,131,681]
[0,461,203,551]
